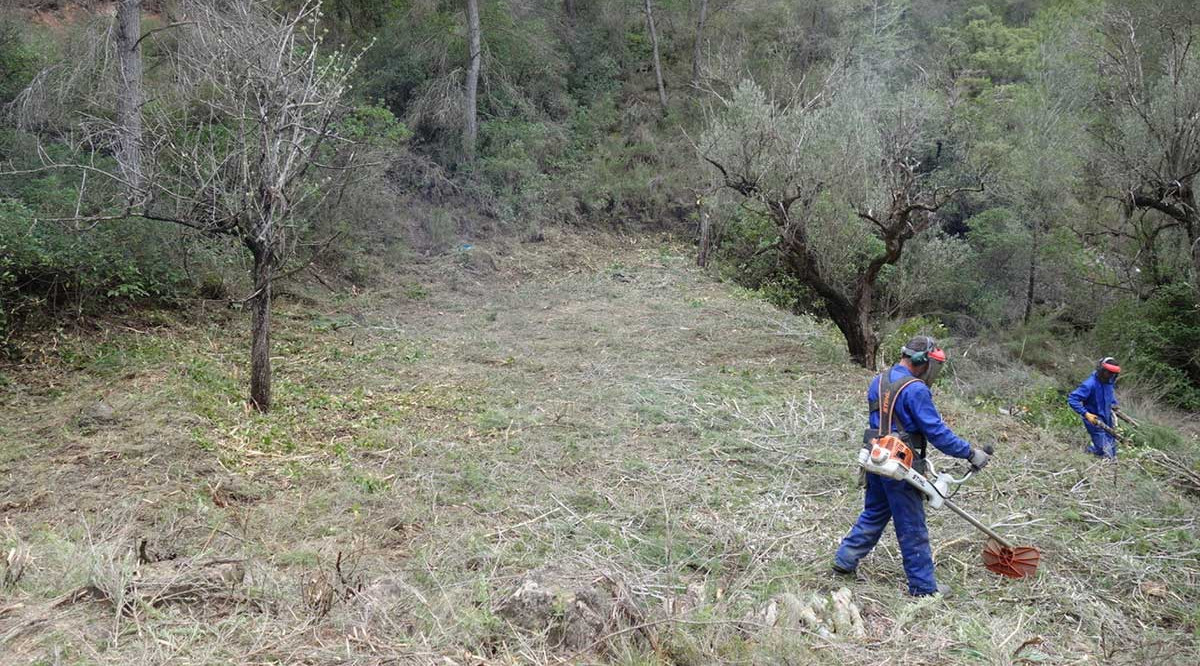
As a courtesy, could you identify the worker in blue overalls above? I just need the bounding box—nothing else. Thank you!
[1067,357,1121,459]
[833,335,993,597]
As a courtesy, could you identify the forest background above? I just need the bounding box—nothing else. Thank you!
[1,0,1198,409]
[2,2,1200,664]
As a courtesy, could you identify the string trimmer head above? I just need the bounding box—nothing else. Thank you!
[982,539,1042,579]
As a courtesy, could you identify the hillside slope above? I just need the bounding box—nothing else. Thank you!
[1,233,1198,665]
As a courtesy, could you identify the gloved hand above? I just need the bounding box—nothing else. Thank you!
[1085,412,1099,425]
[968,444,994,470]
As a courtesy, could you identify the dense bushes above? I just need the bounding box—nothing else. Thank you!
[0,19,38,104]
[1093,284,1200,411]
[0,201,189,349]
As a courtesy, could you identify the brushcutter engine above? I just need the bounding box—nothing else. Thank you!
[857,435,954,508]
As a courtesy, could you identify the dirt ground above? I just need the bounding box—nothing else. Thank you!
[1,231,1198,664]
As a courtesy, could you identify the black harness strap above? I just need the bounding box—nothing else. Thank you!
[867,372,929,463]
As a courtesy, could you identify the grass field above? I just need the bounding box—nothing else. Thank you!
[2,232,1198,664]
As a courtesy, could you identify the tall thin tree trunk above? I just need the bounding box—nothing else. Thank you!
[691,0,709,90]
[115,0,143,198]
[1188,219,1200,294]
[697,204,711,267]
[1024,219,1039,323]
[463,0,481,162]
[1186,191,1200,293]
[250,250,274,412]
[644,0,668,114]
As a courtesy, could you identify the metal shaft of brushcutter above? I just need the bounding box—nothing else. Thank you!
[941,499,1014,549]
[927,467,1016,549]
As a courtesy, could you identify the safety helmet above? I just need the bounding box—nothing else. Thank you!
[902,335,947,385]
[1096,357,1120,383]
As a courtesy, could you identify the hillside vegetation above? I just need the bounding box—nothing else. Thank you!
[2,234,1198,664]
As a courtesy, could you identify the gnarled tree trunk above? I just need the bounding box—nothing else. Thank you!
[830,304,879,370]
[778,215,880,370]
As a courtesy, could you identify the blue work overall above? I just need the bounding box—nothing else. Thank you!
[834,365,975,596]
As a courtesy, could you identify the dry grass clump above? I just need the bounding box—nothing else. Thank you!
[1,232,1198,664]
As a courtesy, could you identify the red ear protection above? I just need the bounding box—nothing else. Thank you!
[1101,361,1120,373]
[929,349,947,363]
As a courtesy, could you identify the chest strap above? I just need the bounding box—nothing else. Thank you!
[867,372,929,460]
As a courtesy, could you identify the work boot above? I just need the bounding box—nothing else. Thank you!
[831,564,867,582]
[912,582,951,598]
[831,564,855,576]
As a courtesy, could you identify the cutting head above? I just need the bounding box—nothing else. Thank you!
[982,539,1042,578]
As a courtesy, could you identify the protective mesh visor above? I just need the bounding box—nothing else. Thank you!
[924,358,944,385]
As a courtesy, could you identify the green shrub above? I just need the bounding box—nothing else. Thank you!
[882,316,950,360]
[1093,284,1200,411]
[0,200,188,350]
[1132,423,1186,452]
[0,19,39,105]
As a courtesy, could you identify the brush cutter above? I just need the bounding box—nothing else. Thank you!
[1091,418,1128,443]
[1112,407,1142,429]
[858,440,1041,579]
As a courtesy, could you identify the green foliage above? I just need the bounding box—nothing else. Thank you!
[1016,384,1081,430]
[336,102,410,146]
[882,316,950,362]
[0,19,39,105]
[935,5,1037,93]
[1133,423,1186,452]
[1093,284,1200,410]
[964,207,1026,324]
[710,207,815,313]
[0,201,186,350]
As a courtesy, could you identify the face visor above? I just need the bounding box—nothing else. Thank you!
[924,348,947,385]
[1098,358,1121,383]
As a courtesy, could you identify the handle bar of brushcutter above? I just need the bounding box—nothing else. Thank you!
[1113,407,1142,429]
[1093,419,1128,443]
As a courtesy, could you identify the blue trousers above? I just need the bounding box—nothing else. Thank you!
[835,473,937,596]
[1087,430,1117,459]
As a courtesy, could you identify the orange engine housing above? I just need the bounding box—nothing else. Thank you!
[870,434,915,469]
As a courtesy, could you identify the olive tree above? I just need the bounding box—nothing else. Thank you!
[1093,12,1200,290]
[699,74,981,368]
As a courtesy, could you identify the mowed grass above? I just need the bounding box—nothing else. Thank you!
[1,232,1198,665]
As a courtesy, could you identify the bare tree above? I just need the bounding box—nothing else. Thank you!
[700,79,981,368]
[1095,12,1200,289]
[7,0,364,411]
[644,0,668,113]
[464,0,482,162]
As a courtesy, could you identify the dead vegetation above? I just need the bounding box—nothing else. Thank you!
[1,232,1198,664]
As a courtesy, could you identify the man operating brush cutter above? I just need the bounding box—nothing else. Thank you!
[833,336,1041,591]
[832,335,995,597]
[1068,357,1125,460]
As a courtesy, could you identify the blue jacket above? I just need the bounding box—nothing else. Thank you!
[1067,372,1118,434]
[867,365,974,460]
